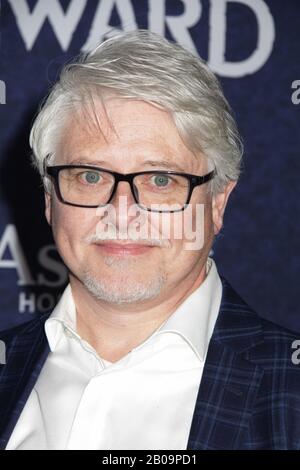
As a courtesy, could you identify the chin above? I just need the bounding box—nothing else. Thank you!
[81,271,167,304]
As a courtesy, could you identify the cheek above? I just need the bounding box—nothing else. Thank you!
[50,203,97,251]
[148,207,210,251]
[190,190,214,243]
[173,204,210,247]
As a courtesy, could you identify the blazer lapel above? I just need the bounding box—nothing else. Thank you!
[0,315,50,449]
[187,276,265,450]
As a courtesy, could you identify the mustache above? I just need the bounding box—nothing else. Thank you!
[83,232,171,248]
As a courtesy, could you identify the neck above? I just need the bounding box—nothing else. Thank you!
[70,262,208,363]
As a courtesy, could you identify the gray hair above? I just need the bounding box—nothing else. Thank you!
[30,29,243,195]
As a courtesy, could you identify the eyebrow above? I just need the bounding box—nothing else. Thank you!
[68,158,186,173]
[142,160,186,172]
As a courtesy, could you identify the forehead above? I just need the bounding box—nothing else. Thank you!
[56,97,205,173]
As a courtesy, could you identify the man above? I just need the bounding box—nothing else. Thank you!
[0,30,299,450]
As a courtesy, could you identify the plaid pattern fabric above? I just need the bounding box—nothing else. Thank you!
[187,277,300,450]
[1,276,300,450]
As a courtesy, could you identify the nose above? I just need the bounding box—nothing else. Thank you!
[110,181,141,233]
[110,180,136,206]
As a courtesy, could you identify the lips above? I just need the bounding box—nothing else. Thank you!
[95,241,155,255]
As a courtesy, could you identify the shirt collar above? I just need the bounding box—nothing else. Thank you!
[45,284,78,352]
[153,257,222,361]
[45,257,222,361]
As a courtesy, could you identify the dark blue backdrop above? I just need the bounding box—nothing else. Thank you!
[0,0,299,332]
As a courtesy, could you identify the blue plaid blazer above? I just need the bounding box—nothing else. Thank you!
[0,276,300,450]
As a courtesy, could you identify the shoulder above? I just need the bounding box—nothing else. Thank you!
[247,315,300,389]
[0,313,51,349]
[220,275,294,338]
[218,274,300,383]
[219,274,299,354]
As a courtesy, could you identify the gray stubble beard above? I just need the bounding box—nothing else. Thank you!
[82,255,167,304]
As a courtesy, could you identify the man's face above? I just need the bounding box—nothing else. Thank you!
[45,97,233,306]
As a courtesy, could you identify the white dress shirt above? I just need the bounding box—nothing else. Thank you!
[7,257,222,450]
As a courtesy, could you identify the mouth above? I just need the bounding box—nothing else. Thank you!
[94,241,157,255]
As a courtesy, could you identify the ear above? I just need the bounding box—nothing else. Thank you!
[212,180,237,235]
[44,191,52,226]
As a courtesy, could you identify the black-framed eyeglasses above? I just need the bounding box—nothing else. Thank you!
[45,164,216,213]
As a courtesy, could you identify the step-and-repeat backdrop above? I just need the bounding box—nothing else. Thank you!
[0,0,299,332]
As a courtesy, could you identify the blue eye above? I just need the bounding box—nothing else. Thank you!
[83,172,100,184]
[153,175,169,187]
